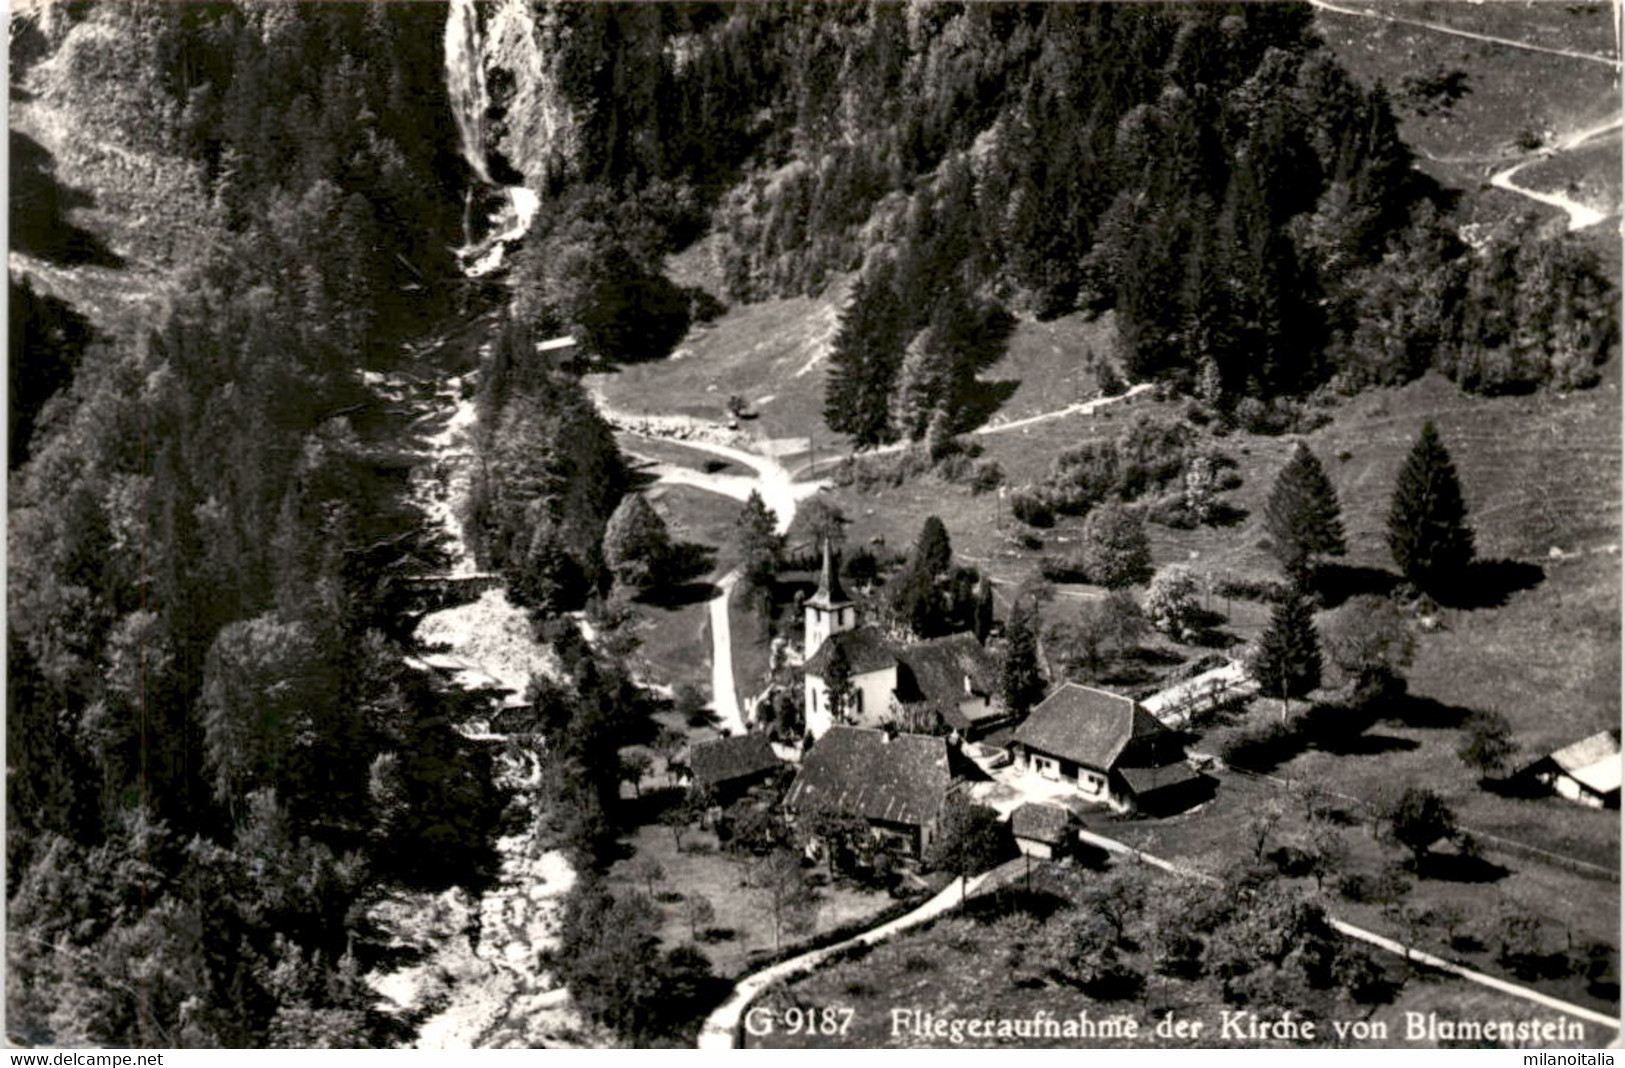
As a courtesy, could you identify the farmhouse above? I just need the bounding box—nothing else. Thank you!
[686,733,783,802]
[1516,730,1621,809]
[784,726,977,857]
[1008,683,1204,813]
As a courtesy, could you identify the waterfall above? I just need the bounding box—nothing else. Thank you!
[444,0,538,276]
[444,0,492,186]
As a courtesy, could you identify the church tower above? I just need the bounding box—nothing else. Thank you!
[803,538,854,659]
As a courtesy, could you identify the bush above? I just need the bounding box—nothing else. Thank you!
[968,459,1005,495]
[1009,488,1054,528]
[1219,720,1302,771]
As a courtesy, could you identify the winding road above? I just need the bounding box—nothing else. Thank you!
[1489,117,1623,232]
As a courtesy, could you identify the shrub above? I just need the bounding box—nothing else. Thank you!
[968,458,1005,495]
[1009,488,1054,528]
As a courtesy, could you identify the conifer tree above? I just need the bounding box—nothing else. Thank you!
[1263,442,1346,585]
[822,639,855,723]
[824,260,908,448]
[1386,421,1475,598]
[973,578,996,645]
[915,515,952,580]
[734,490,782,593]
[1247,588,1322,712]
[1000,601,1047,717]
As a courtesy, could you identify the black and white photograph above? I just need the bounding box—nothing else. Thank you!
[6,0,1621,1051]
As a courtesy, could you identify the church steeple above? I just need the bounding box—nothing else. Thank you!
[804,538,854,658]
[808,537,849,609]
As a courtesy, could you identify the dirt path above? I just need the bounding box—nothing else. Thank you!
[1308,0,1623,68]
[598,393,829,732]
[1488,117,1622,232]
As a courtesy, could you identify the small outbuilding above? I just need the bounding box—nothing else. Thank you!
[1008,802,1078,860]
[1516,730,1621,809]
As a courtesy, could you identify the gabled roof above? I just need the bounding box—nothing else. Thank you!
[1009,802,1075,844]
[896,633,1000,709]
[804,625,897,677]
[1546,730,1622,795]
[1011,683,1167,772]
[785,727,957,828]
[689,733,782,788]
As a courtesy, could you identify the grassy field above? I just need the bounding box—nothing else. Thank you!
[744,860,1605,1049]
[607,816,896,981]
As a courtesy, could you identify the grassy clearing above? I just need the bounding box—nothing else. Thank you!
[1313,2,1620,233]
[744,860,1600,1049]
[608,818,896,981]
[621,483,739,694]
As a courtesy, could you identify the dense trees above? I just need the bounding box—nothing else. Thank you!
[1387,421,1475,598]
[6,4,503,1048]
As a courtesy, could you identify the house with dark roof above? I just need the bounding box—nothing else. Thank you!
[1009,802,1079,860]
[895,634,1009,739]
[1008,683,1204,813]
[1515,730,1621,809]
[784,726,977,857]
[686,733,784,802]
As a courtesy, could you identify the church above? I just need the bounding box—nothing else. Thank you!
[800,541,1004,740]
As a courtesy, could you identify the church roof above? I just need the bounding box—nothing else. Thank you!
[804,626,897,677]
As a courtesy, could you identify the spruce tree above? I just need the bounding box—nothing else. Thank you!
[915,515,952,580]
[734,490,783,593]
[999,602,1047,717]
[1263,442,1346,584]
[1247,588,1322,711]
[1386,421,1475,598]
[824,260,908,448]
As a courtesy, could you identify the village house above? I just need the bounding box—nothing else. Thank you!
[684,733,784,804]
[1008,682,1205,814]
[1515,730,1621,809]
[801,541,1005,739]
[783,725,979,858]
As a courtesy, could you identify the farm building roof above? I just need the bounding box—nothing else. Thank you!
[1011,683,1168,772]
[1545,730,1622,796]
[804,626,898,678]
[1009,802,1075,845]
[896,633,1000,710]
[689,733,782,788]
[785,727,957,829]
[1117,762,1203,797]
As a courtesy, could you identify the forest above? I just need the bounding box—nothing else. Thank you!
[7,0,1616,1050]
